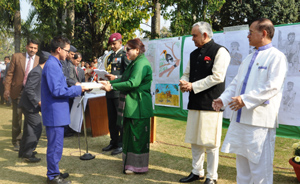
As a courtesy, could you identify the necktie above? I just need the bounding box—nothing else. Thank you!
[23,56,32,86]
[75,67,78,76]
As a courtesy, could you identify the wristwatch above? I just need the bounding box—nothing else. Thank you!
[115,75,118,79]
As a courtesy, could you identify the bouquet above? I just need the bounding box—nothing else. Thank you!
[292,142,300,163]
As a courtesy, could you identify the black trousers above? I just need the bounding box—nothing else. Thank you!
[63,98,75,135]
[106,98,123,147]
[18,109,42,158]
[12,94,23,146]
[0,78,4,104]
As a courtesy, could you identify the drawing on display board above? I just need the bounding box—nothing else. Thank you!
[282,81,296,112]
[143,40,157,109]
[278,77,300,126]
[278,28,300,76]
[230,41,243,65]
[225,41,243,87]
[222,41,245,118]
[159,42,180,78]
[155,83,179,107]
[144,41,157,73]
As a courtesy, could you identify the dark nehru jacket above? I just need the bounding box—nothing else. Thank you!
[188,39,227,111]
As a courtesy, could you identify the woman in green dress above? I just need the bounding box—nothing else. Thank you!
[100,38,153,174]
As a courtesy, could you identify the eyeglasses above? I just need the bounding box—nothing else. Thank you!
[126,47,132,52]
[61,48,70,53]
[248,31,260,36]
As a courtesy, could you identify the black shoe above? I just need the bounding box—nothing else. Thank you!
[60,172,69,179]
[64,132,74,138]
[47,175,71,184]
[102,144,117,151]
[13,144,20,151]
[23,155,41,163]
[203,178,217,184]
[111,147,123,155]
[179,172,204,183]
[19,151,37,158]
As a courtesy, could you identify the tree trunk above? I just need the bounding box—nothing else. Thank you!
[14,1,21,53]
[89,5,108,58]
[151,0,161,39]
[62,4,67,25]
[68,0,75,38]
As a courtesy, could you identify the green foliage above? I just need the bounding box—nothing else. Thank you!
[213,0,300,31]
[0,0,21,37]
[30,0,151,59]
[0,0,22,52]
[21,9,38,40]
[0,32,14,60]
[31,0,72,48]
[160,26,172,38]
[160,0,225,36]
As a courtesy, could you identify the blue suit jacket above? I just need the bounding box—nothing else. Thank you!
[41,55,82,127]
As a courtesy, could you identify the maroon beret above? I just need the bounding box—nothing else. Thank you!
[108,33,122,44]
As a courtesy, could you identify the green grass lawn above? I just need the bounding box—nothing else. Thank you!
[0,104,298,184]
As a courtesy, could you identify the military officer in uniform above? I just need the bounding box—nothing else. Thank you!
[102,33,130,155]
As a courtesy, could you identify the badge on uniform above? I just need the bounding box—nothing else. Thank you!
[114,67,116,71]
[112,57,121,64]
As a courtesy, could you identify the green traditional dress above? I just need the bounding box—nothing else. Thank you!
[110,53,153,173]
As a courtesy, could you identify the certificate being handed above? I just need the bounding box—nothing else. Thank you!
[80,82,103,89]
[94,69,109,80]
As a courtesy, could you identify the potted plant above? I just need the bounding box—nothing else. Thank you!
[289,142,300,182]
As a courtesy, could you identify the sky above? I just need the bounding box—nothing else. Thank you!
[20,0,170,37]
[20,0,33,21]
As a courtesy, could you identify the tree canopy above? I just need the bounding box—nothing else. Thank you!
[213,0,300,31]
[160,0,225,36]
[30,0,151,60]
[1,0,300,59]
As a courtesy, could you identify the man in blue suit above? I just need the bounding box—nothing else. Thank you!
[41,36,88,184]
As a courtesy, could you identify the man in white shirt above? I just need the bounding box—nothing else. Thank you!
[179,22,230,184]
[213,18,288,184]
[4,39,39,151]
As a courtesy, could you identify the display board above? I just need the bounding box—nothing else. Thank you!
[144,22,300,139]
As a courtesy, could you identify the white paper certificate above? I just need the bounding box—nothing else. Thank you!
[80,82,103,89]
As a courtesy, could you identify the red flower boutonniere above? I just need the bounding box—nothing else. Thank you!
[204,56,211,63]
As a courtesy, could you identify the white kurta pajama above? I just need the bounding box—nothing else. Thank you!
[219,43,288,184]
[181,47,230,180]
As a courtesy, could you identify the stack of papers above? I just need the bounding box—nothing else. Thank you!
[80,82,103,89]
[94,69,109,80]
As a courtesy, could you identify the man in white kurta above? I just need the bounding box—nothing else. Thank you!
[213,18,288,184]
[179,22,230,184]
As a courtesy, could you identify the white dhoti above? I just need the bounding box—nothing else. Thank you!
[185,110,223,180]
[221,121,276,184]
